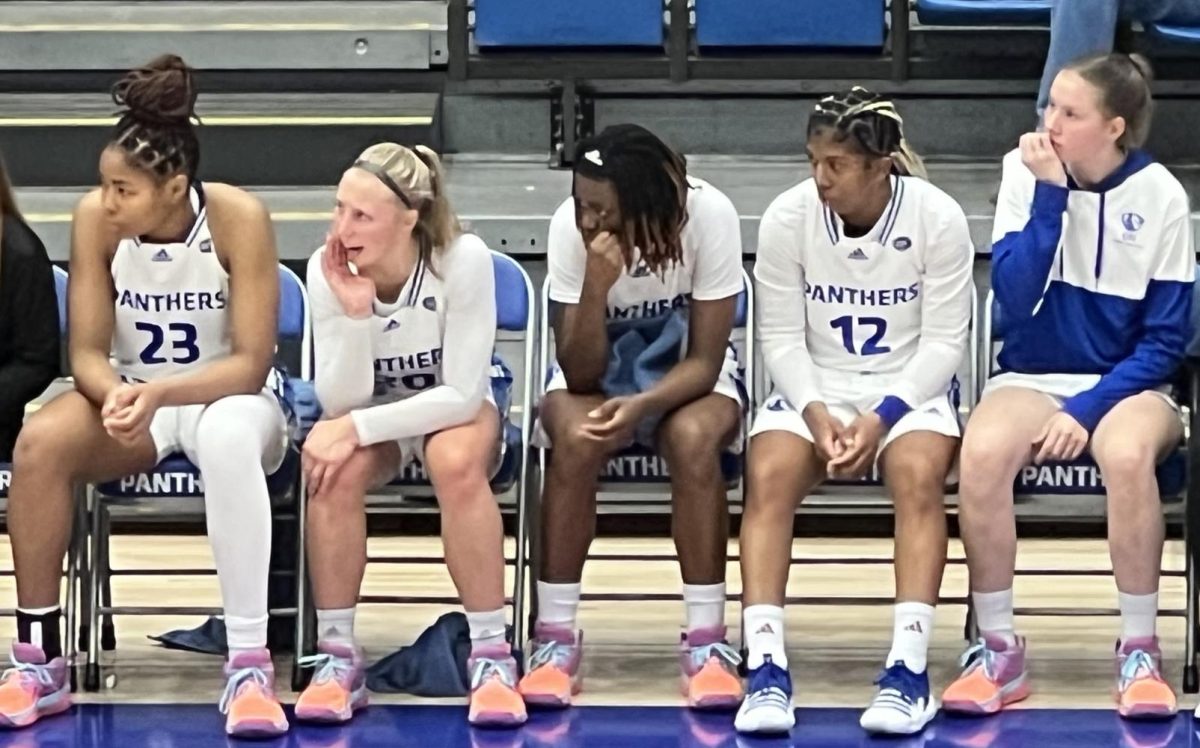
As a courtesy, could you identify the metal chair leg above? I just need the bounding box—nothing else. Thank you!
[84,488,102,691]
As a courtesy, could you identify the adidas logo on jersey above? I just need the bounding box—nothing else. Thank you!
[422,296,437,311]
[152,249,172,262]
[756,623,776,635]
[199,239,213,253]
[384,319,401,332]
[847,248,868,261]
[630,261,652,278]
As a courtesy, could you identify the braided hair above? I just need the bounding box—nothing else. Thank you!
[807,86,926,179]
[109,55,200,181]
[572,124,690,275]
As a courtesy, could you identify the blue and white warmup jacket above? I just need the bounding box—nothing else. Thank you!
[991,147,1194,432]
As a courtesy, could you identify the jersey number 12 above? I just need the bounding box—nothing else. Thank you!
[830,316,891,356]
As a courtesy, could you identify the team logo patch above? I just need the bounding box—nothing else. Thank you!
[151,249,172,262]
[199,239,213,253]
[384,319,401,332]
[892,236,912,251]
[1121,212,1145,232]
[422,296,437,311]
[847,248,868,261]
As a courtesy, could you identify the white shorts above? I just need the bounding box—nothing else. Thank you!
[148,386,289,472]
[538,347,747,451]
[983,371,1179,413]
[750,372,961,456]
[386,389,506,481]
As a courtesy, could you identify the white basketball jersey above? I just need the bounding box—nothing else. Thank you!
[111,184,231,383]
[787,175,966,374]
[547,176,745,319]
[368,250,449,402]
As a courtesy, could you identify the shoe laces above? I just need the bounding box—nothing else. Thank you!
[745,658,791,708]
[872,662,927,704]
[688,641,742,672]
[219,666,271,714]
[298,652,355,686]
[470,657,516,690]
[1119,649,1161,690]
[0,656,55,691]
[528,639,576,672]
[959,639,999,680]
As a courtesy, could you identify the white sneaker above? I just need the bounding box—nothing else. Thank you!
[734,656,795,735]
[860,660,938,735]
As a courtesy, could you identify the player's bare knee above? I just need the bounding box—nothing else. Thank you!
[310,453,374,511]
[745,449,805,512]
[1094,440,1156,492]
[959,426,1022,486]
[886,452,946,508]
[659,410,724,463]
[426,445,490,506]
[12,411,73,478]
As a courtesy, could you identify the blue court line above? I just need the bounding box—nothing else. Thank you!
[0,704,1192,747]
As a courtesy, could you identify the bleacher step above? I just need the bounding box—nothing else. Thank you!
[0,92,440,187]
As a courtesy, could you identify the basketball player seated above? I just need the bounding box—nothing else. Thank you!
[298,143,524,727]
[736,88,973,737]
[520,124,747,711]
[1,56,292,738]
[946,54,1191,721]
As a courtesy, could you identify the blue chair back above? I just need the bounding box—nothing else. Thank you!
[52,266,68,336]
[493,253,531,331]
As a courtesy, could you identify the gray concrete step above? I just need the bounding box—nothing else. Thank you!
[15,156,1200,262]
[0,1,447,71]
[0,92,439,186]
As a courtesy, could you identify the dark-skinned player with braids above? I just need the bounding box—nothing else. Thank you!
[736,87,973,737]
[519,124,748,711]
[2,55,292,738]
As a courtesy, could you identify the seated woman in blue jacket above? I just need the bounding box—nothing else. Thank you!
[946,53,1193,720]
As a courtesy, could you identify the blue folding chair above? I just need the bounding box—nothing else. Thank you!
[291,250,537,688]
[530,270,753,613]
[914,0,1051,26]
[82,265,310,691]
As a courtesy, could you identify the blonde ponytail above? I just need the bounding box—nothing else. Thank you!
[353,142,462,271]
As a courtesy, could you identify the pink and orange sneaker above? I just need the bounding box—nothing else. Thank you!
[680,626,743,710]
[219,649,289,738]
[518,625,583,708]
[1116,637,1176,719]
[0,644,71,729]
[467,644,527,727]
[942,634,1030,715]
[295,642,368,724]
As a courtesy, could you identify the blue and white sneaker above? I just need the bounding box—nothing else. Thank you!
[860,660,938,735]
[734,655,795,735]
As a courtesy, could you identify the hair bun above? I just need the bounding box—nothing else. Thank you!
[1127,53,1155,84]
[111,54,198,127]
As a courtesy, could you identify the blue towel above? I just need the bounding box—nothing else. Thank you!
[366,612,495,697]
[149,616,227,655]
[600,309,688,446]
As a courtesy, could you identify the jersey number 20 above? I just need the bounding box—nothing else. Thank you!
[136,322,200,365]
[830,316,891,356]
